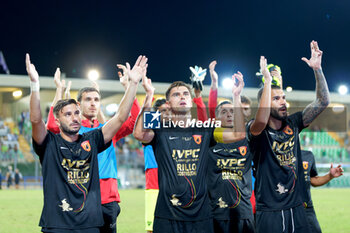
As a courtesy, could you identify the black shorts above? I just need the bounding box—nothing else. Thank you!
[305,207,322,233]
[256,205,311,233]
[42,227,99,233]
[213,218,255,233]
[99,201,121,233]
[153,217,214,233]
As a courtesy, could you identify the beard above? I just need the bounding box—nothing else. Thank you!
[60,122,80,135]
[270,108,287,121]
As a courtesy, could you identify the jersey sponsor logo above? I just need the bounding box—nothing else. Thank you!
[143,111,161,129]
[62,158,90,184]
[60,146,68,150]
[172,149,200,159]
[172,149,200,176]
[272,136,297,167]
[169,136,179,140]
[216,158,246,168]
[283,125,293,135]
[221,169,243,180]
[59,199,73,212]
[303,161,309,170]
[239,146,247,156]
[192,135,202,144]
[81,140,91,152]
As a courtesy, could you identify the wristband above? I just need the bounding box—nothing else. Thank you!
[30,81,40,92]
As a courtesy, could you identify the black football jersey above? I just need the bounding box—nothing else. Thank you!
[33,129,109,229]
[247,112,308,211]
[207,138,253,220]
[148,126,215,221]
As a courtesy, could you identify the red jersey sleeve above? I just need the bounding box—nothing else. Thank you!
[193,96,208,122]
[208,88,217,119]
[112,98,141,144]
[46,106,60,134]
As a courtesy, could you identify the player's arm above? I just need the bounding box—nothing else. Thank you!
[193,88,208,121]
[133,73,155,144]
[46,68,65,134]
[112,65,142,143]
[311,163,343,187]
[51,68,64,107]
[221,72,246,143]
[249,56,272,136]
[301,41,330,127]
[26,53,47,145]
[208,60,218,119]
[102,55,147,144]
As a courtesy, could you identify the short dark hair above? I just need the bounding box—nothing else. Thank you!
[77,87,100,102]
[53,99,78,118]
[165,81,192,101]
[153,98,167,110]
[241,95,252,105]
[215,100,232,117]
[257,85,281,102]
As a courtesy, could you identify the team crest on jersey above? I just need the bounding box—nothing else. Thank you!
[238,146,247,156]
[81,140,91,152]
[283,125,293,135]
[303,161,309,170]
[192,135,202,145]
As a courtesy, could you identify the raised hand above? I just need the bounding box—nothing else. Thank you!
[232,71,244,97]
[126,55,148,85]
[53,68,64,89]
[142,75,154,96]
[117,64,129,90]
[209,60,218,84]
[302,40,323,70]
[91,80,100,92]
[330,164,344,178]
[260,56,271,83]
[64,81,72,99]
[25,53,39,82]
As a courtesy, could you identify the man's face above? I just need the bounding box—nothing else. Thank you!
[79,91,101,119]
[56,104,82,135]
[217,103,234,128]
[158,103,171,121]
[167,86,192,114]
[270,88,287,120]
[241,103,251,120]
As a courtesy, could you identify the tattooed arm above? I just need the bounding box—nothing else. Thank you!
[301,41,330,127]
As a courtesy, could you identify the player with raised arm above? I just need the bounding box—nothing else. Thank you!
[27,53,147,233]
[247,41,330,233]
[207,72,255,233]
[46,62,141,233]
[134,73,244,233]
[301,150,343,233]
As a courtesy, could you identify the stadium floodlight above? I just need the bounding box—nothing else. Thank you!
[13,90,22,98]
[338,85,348,95]
[87,69,100,81]
[286,86,293,92]
[332,103,345,113]
[222,77,234,90]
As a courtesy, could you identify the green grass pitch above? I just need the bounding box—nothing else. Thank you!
[0,188,349,233]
